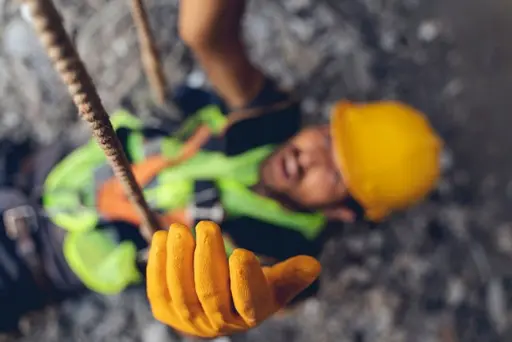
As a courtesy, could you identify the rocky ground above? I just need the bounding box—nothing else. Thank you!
[1,0,512,341]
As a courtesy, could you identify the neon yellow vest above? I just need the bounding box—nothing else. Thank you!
[43,110,326,294]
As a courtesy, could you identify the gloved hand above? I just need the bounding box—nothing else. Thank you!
[147,221,321,338]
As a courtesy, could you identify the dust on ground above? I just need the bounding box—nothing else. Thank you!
[2,0,512,341]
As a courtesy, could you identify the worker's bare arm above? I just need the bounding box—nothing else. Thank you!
[179,0,264,109]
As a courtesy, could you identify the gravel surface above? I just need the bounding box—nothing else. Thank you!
[2,0,512,341]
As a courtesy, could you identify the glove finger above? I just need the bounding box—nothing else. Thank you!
[147,231,175,322]
[194,221,245,332]
[263,255,321,307]
[229,249,275,326]
[166,223,213,336]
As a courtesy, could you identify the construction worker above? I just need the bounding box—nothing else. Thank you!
[0,0,442,335]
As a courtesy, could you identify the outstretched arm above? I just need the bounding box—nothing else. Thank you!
[179,0,264,109]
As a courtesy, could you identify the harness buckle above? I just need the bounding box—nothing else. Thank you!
[189,202,224,223]
[189,185,224,223]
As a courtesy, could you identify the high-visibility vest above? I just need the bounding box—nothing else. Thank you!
[43,109,325,294]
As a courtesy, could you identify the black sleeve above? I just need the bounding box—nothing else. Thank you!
[225,78,301,156]
[222,217,322,263]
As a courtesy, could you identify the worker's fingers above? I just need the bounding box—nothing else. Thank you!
[263,255,321,307]
[194,221,244,332]
[229,249,275,326]
[166,223,212,335]
[147,231,175,322]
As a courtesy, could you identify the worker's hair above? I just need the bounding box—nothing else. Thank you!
[339,195,365,222]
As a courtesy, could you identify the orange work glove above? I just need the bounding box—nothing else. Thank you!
[146,221,321,338]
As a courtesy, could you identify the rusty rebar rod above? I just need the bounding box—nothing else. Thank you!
[24,0,160,241]
[130,0,167,105]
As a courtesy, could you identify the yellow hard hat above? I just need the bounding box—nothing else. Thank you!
[330,100,443,221]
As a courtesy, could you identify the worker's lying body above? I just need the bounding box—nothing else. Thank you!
[0,82,332,332]
[0,0,443,335]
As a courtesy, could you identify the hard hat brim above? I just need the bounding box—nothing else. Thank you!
[329,101,387,222]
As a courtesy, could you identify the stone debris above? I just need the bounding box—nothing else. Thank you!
[2,0,512,341]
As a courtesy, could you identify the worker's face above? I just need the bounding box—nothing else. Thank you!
[260,125,349,211]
